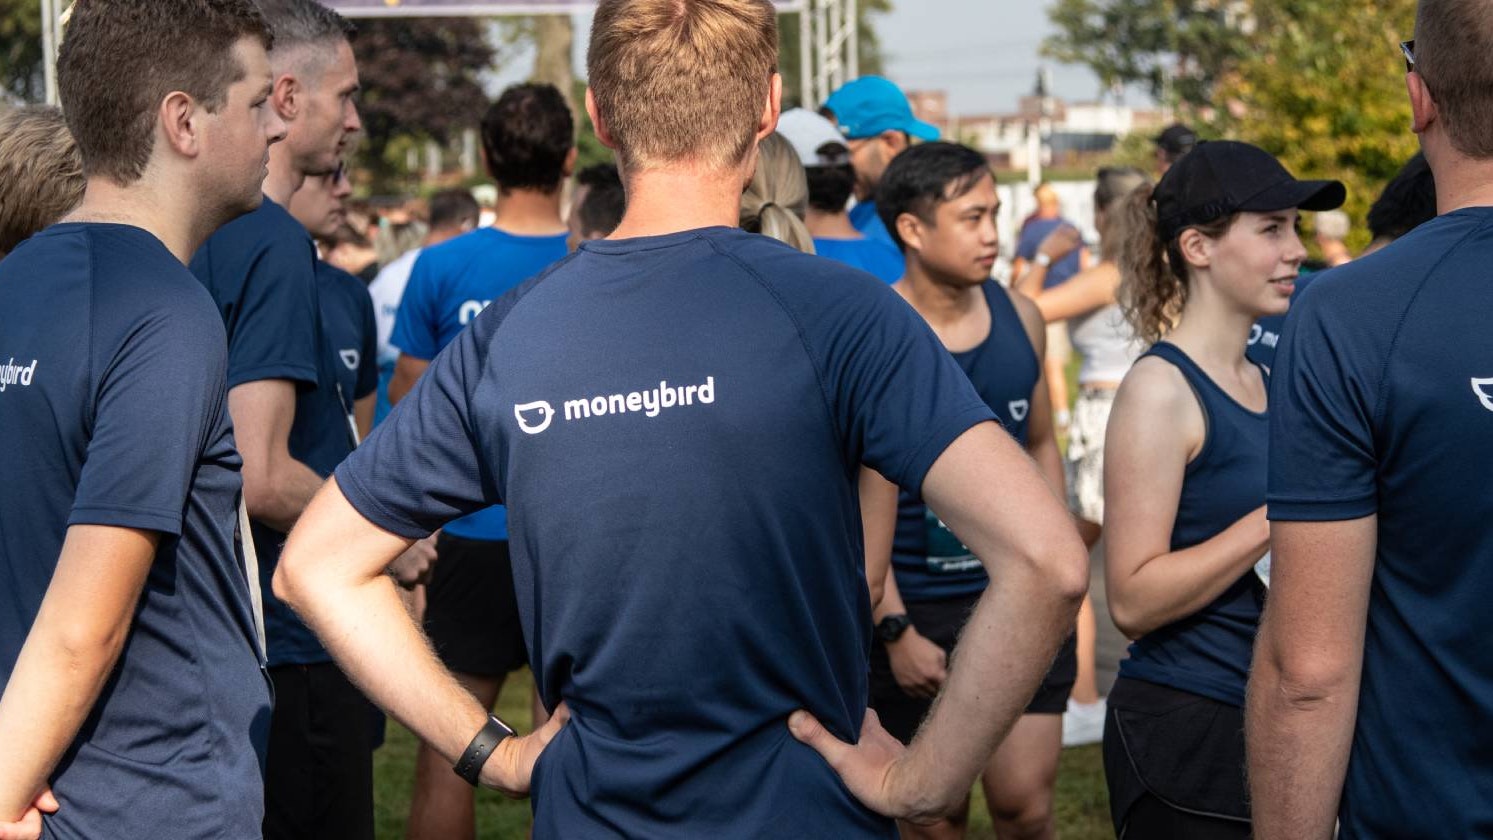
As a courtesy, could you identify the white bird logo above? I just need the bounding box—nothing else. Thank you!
[1008,399,1030,422]
[1471,378,1493,413]
[514,400,556,435]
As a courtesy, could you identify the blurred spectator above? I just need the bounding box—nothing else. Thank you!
[1314,210,1353,267]
[1363,152,1437,256]
[779,107,903,282]
[567,163,626,250]
[0,105,84,258]
[1154,123,1197,175]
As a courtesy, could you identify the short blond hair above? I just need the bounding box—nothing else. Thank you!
[0,106,84,255]
[1416,0,1493,159]
[587,0,777,172]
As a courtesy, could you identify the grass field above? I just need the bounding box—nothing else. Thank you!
[372,669,1113,840]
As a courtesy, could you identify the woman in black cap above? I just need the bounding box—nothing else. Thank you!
[1098,140,1344,837]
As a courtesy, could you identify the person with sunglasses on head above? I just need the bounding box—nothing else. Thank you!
[1101,140,1344,838]
[1249,3,1493,836]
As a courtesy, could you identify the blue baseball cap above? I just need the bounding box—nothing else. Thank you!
[823,76,940,141]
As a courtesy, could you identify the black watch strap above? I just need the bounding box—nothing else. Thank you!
[875,613,911,643]
[453,714,517,786]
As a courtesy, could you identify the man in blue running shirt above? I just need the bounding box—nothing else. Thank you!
[386,81,574,840]
[823,76,940,252]
[277,2,1087,837]
[188,1,375,835]
[1249,1,1493,836]
[0,2,282,837]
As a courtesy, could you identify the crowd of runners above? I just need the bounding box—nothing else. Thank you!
[0,0,1490,838]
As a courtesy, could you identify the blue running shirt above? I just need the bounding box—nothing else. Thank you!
[1269,207,1493,837]
[317,261,379,410]
[0,223,270,838]
[814,235,905,283]
[336,227,993,838]
[190,197,352,666]
[850,199,898,251]
[390,227,569,541]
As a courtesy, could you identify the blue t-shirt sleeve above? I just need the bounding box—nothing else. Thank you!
[775,260,995,495]
[390,253,442,361]
[356,287,379,399]
[336,291,516,538]
[71,298,229,536]
[226,238,319,389]
[1267,284,1380,521]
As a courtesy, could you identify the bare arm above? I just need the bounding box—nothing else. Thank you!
[229,380,328,533]
[0,526,158,822]
[354,394,375,442]
[1013,226,1081,299]
[1248,517,1374,839]
[792,421,1088,821]
[1011,291,1066,496]
[1102,360,1269,639]
[859,467,898,610]
[1031,262,1121,324]
[388,355,431,407]
[274,479,566,795]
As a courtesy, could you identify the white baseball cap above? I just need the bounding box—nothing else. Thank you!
[776,108,850,168]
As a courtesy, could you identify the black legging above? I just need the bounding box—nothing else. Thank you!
[1120,793,1251,839]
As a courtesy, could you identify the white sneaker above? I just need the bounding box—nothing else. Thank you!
[1062,697,1106,747]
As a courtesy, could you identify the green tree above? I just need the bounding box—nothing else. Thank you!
[1042,0,1247,110]
[1212,0,1418,250]
[0,0,43,103]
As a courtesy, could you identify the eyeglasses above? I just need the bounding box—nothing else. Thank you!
[1401,39,1417,74]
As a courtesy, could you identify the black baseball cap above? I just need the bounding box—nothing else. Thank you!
[1154,123,1197,156]
[1154,141,1346,241]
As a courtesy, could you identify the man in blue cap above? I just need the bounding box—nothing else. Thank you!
[823,76,940,250]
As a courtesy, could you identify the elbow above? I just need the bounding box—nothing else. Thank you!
[1107,600,1149,642]
[1267,650,1357,712]
[271,538,312,612]
[1012,527,1089,609]
[52,616,131,672]
[241,463,284,525]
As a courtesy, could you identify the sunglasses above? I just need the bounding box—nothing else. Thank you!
[1401,39,1417,74]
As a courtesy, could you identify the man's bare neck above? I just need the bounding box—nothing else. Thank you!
[64,177,199,263]
[490,188,567,236]
[608,166,743,240]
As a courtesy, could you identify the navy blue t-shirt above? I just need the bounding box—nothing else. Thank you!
[337,227,993,838]
[190,198,353,666]
[814,235,905,283]
[1016,218,1082,289]
[894,282,1037,602]
[0,224,270,838]
[1118,343,1267,707]
[850,199,898,251]
[1268,208,1493,837]
[317,261,379,408]
[390,227,569,542]
[1246,270,1317,368]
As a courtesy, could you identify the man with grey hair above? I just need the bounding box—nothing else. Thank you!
[188,0,370,836]
[1313,209,1352,267]
[1249,0,1493,836]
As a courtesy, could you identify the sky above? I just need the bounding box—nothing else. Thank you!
[487,0,1148,118]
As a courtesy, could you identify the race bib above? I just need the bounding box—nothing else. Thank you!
[924,510,981,574]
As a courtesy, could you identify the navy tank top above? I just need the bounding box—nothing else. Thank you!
[893,282,1040,602]
[1117,342,1268,707]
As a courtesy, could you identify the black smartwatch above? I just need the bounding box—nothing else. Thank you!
[453,714,518,786]
[875,613,911,643]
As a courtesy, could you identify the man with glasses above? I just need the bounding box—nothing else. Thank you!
[1248,1,1493,837]
[822,76,941,251]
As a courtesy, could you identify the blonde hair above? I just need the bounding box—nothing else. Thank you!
[0,106,84,255]
[740,133,814,254]
[1116,185,1235,345]
[587,0,777,173]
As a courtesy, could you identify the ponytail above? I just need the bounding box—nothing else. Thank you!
[741,133,816,255]
[1116,185,1180,346]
